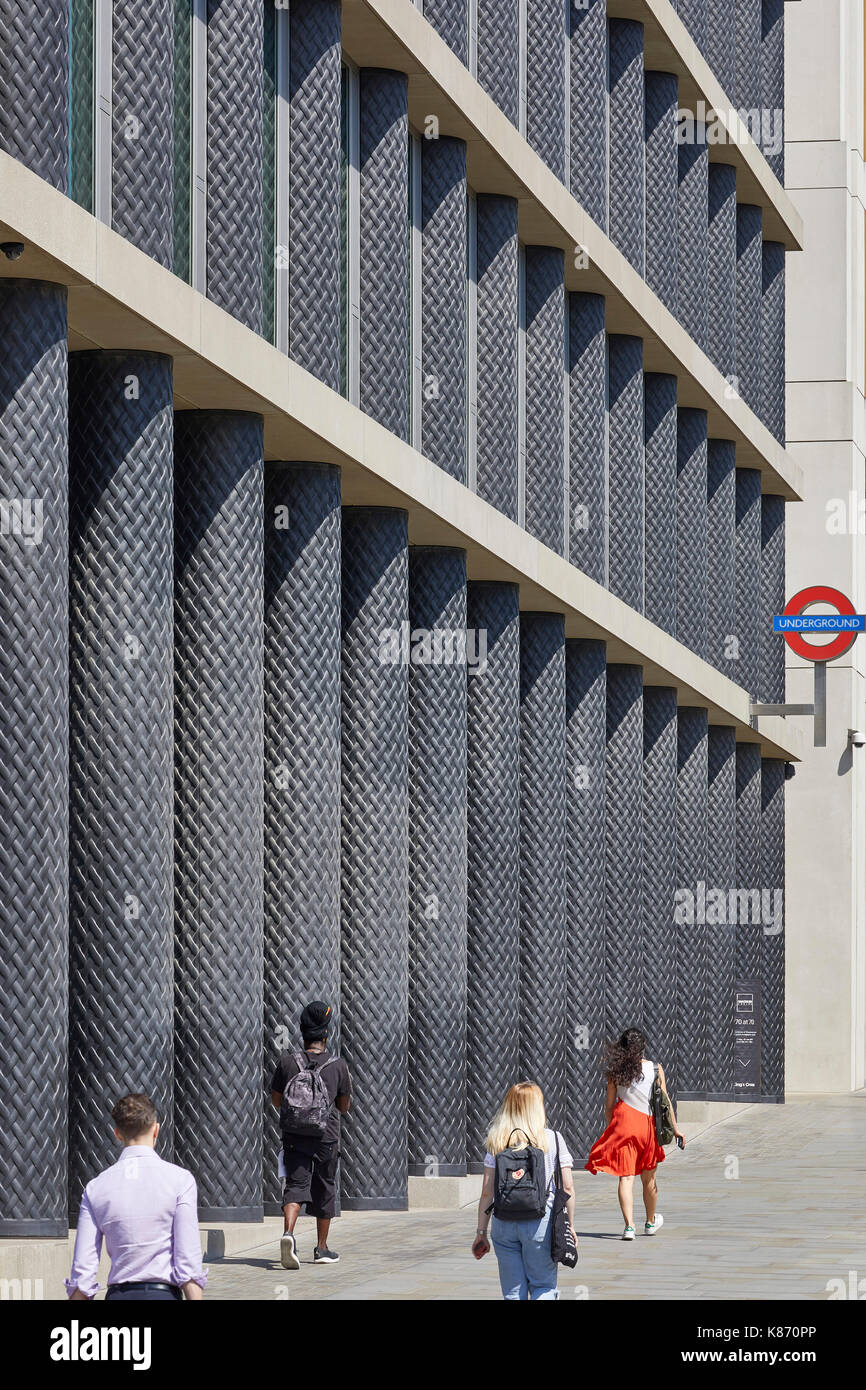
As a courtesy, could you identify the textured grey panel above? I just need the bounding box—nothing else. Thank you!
[677,0,707,53]
[0,0,68,190]
[565,640,606,1160]
[174,411,264,1222]
[476,195,519,521]
[112,0,174,267]
[761,758,785,1099]
[676,708,708,1096]
[607,20,646,275]
[421,136,468,482]
[760,495,786,705]
[706,727,736,1096]
[676,408,708,660]
[289,0,342,390]
[423,0,469,66]
[569,0,608,230]
[263,463,341,1212]
[407,548,468,1177]
[643,687,679,1100]
[519,613,568,1125]
[735,0,762,112]
[678,129,709,352]
[68,352,174,1219]
[760,0,784,183]
[173,0,191,281]
[476,0,519,126]
[526,0,566,182]
[706,0,735,97]
[340,508,409,1209]
[644,373,677,637]
[0,280,68,1236]
[466,582,521,1169]
[735,741,762,982]
[206,0,264,333]
[607,335,644,612]
[524,247,565,555]
[735,468,762,697]
[568,293,606,584]
[736,206,763,415]
[359,70,410,441]
[605,665,644,1038]
[707,164,737,381]
[644,71,679,316]
[707,439,737,676]
[761,241,786,445]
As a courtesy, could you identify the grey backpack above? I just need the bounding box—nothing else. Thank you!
[279,1053,337,1138]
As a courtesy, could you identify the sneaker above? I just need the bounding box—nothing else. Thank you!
[280,1232,300,1271]
[314,1245,340,1264]
[622,1225,636,1241]
[645,1214,664,1236]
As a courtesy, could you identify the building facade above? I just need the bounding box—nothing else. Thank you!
[0,0,799,1246]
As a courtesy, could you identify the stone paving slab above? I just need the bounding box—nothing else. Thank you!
[203,1095,866,1301]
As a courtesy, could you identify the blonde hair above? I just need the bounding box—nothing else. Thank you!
[485,1082,550,1155]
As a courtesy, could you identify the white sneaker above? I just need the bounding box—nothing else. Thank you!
[622,1225,636,1241]
[645,1213,664,1236]
[280,1232,300,1270]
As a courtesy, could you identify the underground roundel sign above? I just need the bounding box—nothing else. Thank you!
[774,585,865,663]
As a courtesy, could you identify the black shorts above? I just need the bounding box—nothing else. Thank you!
[281,1137,339,1218]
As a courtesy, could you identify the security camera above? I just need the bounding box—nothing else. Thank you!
[0,242,25,261]
[849,729,866,748]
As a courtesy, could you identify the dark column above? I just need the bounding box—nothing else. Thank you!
[67,352,174,1217]
[407,548,468,1178]
[565,640,607,1160]
[643,687,679,1098]
[735,468,762,696]
[570,0,608,230]
[706,727,737,1098]
[644,71,679,316]
[608,335,645,613]
[735,743,763,1002]
[761,758,786,1100]
[524,246,565,555]
[289,0,342,390]
[476,195,519,521]
[519,613,568,1124]
[644,373,678,637]
[466,582,521,1168]
[760,0,785,182]
[206,0,264,333]
[0,0,68,189]
[526,0,566,182]
[676,408,708,660]
[360,70,410,441]
[424,0,469,65]
[677,0,708,53]
[676,708,709,1097]
[340,508,409,1209]
[761,495,786,704]
[707,439,737,676]
[736,204,763,416]
[422,136,468,482]
[0,279,68,1236]
[735,0,762,112]
[568,293,606,584]
[112,0,174,266]
[173,410,264,1222]
[607,19,646,275]
[262,463,342,1213]
[707,164,738,382]
[761,241,786,444]
[477,0,519,126]
[706,0,736,97]
[678,126,709,352]
[605,666,644,1038]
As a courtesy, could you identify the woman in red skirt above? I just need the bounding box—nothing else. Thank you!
[585,1028,685,1239]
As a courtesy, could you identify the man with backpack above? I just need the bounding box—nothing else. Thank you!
[270,1000,351,1270]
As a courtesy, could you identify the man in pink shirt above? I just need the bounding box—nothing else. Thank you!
[66,1094,207,1302]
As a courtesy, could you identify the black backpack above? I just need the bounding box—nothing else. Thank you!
[488,1129,548,1222]
[279,1052,337,1137]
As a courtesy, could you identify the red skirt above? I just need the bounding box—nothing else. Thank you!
[585,1099,666,1177]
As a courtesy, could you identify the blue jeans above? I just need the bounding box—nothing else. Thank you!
[491,1197,558,1301]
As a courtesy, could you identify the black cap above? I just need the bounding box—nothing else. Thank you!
[300,1000,332,1043]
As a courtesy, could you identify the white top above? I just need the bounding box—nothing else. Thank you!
[617,1059,655,1116]
[483,1128,573,1191]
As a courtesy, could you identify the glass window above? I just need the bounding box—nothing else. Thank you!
[69,0,94,212]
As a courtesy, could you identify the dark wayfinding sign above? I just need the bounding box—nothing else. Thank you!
[733,980,762,1096]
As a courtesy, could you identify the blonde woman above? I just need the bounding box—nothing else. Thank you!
[471,1082,576,1300]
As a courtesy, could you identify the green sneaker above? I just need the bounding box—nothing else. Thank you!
[645,1214,664,1236]
[622,1225,636,1241]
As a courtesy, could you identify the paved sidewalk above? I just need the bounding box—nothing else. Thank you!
[204,1095,865,1300]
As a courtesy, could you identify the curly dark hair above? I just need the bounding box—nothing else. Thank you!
[603,1028,647,1088]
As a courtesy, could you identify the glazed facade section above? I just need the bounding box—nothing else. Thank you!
[0,0,787,1233]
